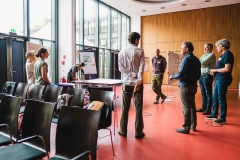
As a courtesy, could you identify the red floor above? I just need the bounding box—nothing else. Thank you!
[49,84,240,160]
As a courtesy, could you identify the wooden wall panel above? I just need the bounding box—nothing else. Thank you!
[141,16,157,44]
[142,43,156,83]
[141,3,240,88]
[232,4,240,38]
[157,13,174,42]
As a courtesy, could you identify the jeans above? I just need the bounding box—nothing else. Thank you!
[152,74,166,100]
[199,74,213,111]
[180,84,197,131]
[211,79,228,121]
[120,83,144,136]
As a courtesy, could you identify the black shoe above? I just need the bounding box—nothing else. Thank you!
[161,96,167,104]
[153,100,159,104]
[213,119,226,124]
[196,108,205,112]
[118,131,127,137]
[191,128,196,131]
[135,132,145,139]
[205,115,217,120]
[202,110,211,115]
[176,128,189,134]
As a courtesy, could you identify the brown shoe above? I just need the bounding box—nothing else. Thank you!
[161,96,167,104]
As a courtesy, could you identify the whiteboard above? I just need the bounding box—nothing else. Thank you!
[167,51,180,85]
[79,50,97,74]
[144,57,149,72]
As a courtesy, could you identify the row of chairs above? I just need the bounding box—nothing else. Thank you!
[0,94,101,159]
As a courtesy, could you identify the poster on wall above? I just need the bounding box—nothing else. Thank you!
[144,57,150,72]
[79,50,97,74]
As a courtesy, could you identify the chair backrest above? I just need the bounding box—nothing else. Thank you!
[55,106,101,160]
[27,84,45,100]
[90,89,114,128]
[0,95,22,140]
[14,83,29,99]
[2,81,16,95]
[22,100,55,152]
[88,85,112,94]
[43,86,63,103]
[66,88,86,107]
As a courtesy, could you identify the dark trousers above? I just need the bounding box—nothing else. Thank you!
[120,83,144,136]
[199,74,213,111]
[211,79,228,121]
[180,84,197,131]
[152,74,165,100]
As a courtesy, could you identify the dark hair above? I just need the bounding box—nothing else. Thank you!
[36,48,47,58]
[128,32,141,44]
[182,42,194,52]
[80,62,85,67]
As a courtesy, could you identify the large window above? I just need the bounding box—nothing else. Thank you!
[99,4,109,48]
[111,10,118,50]
[29,0,52,40]
[0,0,24,35]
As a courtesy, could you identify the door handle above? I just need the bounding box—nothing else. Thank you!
[9,68,16,76]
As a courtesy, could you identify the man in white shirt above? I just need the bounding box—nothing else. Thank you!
[25,50,36,87]
[118,32,145,139]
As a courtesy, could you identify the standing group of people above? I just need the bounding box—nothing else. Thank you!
[25,48,51,87]
[118,31,234,137]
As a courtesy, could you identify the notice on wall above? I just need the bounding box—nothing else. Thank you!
[79,50,97,74]
[144,57,150,72]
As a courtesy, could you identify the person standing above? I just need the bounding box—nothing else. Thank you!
[118,32,145,139]
[34,48,51,85]
[25,50,36,87]
[196,43,216,115]
[169,42,201,134]
[205,39,234,124]
[152,49,167,104]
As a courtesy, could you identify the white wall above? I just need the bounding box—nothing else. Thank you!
[58,0,76,81]
[131,16,141,47]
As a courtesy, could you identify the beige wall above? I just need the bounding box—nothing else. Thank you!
[141,4,240,89]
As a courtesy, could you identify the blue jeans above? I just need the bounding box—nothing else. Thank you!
[199,74,213,111]
[211,79,228,121]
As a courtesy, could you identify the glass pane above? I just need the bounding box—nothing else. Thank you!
[121,15,127,49]
[43,41,53,82]
[84,0,96,46]
[29,0,52,40]
[111,10,118,50]
[0,0,24,35]
[99,4,108,48]
[76,0,83,45]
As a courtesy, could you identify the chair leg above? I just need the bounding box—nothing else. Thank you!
[106,128,115,156]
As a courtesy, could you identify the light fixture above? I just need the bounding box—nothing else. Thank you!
[142,10,146,12]
[182,4,187,6]
[161,7,165,9]
[205,0,211,2]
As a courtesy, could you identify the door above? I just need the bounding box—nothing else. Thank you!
[0,35,26,90]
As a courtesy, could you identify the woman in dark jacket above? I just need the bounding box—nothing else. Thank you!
[67,62,85,82]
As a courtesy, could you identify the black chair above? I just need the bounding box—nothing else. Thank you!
[90,89,115,156]
[43,85,63,103]
[1,81,16,95]
[0,100,55,159]
[14,83,29,99]
[66,87,86,107]
[19,84,45,113]
[49,106,101,160]
[0,95,22,146]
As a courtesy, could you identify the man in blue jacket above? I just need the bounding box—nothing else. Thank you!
[170,42,201,134]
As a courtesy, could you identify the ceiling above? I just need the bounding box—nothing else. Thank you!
[100,0,240,17]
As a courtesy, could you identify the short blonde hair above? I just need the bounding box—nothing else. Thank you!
[25,50,35,58]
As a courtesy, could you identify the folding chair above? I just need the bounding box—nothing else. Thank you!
[0,100,55,159]
[49,106,101,160]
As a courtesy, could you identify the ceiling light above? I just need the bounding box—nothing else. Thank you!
[205,0,211,2]
[142,10,146,12]
[161,7,165,9]
[182,4,187,6]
